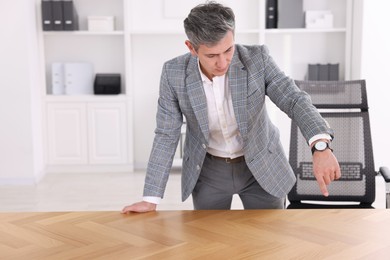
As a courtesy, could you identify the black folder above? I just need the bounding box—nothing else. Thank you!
[328,63,339,81]
[62,0,79,31]
[52,0,63,30]
[308,64,319,81]
[318,64,329,81]
[41,0,53,31]
[266,0,278,29]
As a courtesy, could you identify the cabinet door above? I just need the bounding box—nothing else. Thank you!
[47,103,88,164]
[87,102,127,164]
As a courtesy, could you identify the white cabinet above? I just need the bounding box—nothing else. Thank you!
[87,102,127,164]
[47,103,88,165]
[47,101,128,166]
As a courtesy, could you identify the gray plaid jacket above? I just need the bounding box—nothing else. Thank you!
[143,44,333,201]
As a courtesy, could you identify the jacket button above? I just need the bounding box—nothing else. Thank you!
[202,144,207,149]
[196,165,201,170]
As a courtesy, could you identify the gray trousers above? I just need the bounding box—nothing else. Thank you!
[192,154,285,210]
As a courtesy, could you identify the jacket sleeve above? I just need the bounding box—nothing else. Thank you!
[143,62,183,198]
[260,45,333,142]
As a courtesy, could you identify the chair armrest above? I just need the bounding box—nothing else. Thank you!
[379,167,390,183]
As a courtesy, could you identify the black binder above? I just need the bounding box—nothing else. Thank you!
[41,0,53,31]
[318,64,329,81]
[62,0,79,31]
[52,0,63,30]
[328,63,339,81]
[266,0,278,29]
[308,64,319,80]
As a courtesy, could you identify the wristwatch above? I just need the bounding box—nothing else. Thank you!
[311,141,332,155]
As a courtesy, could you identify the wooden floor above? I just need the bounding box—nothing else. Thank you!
[1,209,390,259]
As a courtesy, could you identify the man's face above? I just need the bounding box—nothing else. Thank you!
[185,31,235,80]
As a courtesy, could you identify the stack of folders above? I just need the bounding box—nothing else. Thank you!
[52,62,94,95]
[307,63,339,81]
[42,0,79,31]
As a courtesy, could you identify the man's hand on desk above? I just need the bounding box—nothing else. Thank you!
[121,201,157,214]
[312,148,341,197]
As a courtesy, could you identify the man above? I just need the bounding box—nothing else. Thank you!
[122,1,340,213]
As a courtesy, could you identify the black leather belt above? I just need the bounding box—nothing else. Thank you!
[206,153,245,163]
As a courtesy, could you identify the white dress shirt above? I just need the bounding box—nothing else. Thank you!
[200,71,244,159]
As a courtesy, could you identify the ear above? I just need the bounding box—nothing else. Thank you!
[185,40,197,57]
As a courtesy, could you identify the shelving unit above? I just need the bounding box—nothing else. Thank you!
[37,0,133,173]
[36,0,362,172]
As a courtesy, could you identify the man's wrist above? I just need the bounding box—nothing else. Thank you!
[143,196,161,205]
[311,140,333,154]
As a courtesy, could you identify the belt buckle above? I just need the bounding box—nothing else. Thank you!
[225,158,231,163]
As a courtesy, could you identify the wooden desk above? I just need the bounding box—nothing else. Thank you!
[1,209,389,259]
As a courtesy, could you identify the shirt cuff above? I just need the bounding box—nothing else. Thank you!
[308,134,332,146]
[143,196,161,205]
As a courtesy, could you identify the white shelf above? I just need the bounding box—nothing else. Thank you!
[265,28,347,34]
[130,29,261,35]
[44,94,128,103]
[43,31,125,36]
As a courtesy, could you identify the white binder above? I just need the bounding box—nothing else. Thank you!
[64,62,94,95]
[51,62,65,95]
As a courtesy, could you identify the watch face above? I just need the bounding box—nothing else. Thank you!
[315,141,327,151]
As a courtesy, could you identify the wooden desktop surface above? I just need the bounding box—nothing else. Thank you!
[1,209,390,259]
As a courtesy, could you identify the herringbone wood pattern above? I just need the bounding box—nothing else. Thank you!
[1,209,390,259]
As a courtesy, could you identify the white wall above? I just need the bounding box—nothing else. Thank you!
[361,0,390,169]
[0,0,44,184]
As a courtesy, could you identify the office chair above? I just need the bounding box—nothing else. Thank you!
[288,80,390,209]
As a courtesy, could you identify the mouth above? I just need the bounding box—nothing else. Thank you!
[216,67,228,73]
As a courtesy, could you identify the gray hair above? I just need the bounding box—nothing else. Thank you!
[183,1,235,50]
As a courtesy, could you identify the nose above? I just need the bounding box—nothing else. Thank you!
[216,54,228,69]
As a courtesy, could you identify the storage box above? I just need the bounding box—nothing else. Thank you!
[87,16,115,31]
[305,10,333,29]
[94,74,121,95]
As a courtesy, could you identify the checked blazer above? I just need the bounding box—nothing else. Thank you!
[143,44,333,201]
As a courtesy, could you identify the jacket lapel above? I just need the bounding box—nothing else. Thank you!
[186,56,209,141]
[228,51,248,137]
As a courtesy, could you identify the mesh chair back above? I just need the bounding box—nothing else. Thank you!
[288,80,376,205]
